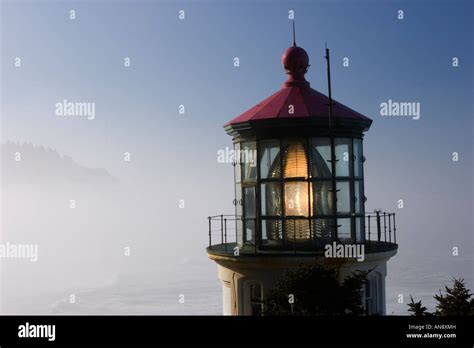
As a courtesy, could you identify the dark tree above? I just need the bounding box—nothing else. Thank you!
[434,278,474,316]
[407,295,430,316]
[263,264,368,316]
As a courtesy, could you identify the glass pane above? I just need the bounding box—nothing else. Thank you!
[335,138,350,177]
[261,183,282,216]
[242,141,257,182]
[262,219,283,242]
[244,187,256,218]
[259,140,281,179]
[312,181,333,216]
[355,217,365,242]
[353,139,363,178]
[234,142,241,183]
[284,219,311,242]
[245,219,255,243]
[284,182,309,217]
[337,218,352,241]
[235,183,242,216]
[249,283,263,316]
[236,218,243,246]
[336,181,351,214]
[311,138,332,177]
[282,140,308,178]
[311,219,334,239]
[365,279,371,297]
[250,283,262,301]
[354,181,363,214]
[235,185,243,245]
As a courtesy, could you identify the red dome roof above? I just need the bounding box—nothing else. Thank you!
[225,46,372,128]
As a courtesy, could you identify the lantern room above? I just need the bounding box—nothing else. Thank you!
[207,39,398,317]
[224,44,373,250]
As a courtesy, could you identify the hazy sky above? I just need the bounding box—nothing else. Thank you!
[1,0,473,314]
[3,0,472,236]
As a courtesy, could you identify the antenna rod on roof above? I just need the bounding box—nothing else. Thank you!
[324,43,333,130]
[292,21,296,47]
[325,43,339,241]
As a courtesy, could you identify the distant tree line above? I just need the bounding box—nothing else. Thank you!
[408,278,474,316]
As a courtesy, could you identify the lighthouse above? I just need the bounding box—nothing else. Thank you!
[207,39,398,316]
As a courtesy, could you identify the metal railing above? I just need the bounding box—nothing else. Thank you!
[365,210,397,245]
[207,214,245,253]
[207,211,397,255]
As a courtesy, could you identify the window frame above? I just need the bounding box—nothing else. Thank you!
[234,135,366,249]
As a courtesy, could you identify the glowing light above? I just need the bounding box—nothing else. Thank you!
[283,142,312,241]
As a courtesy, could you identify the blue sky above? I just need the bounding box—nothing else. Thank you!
[1,0,473,312]
[3,0,472,211]
[2,0,472,163]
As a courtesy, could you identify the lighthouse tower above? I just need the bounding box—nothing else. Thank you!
[207,41,398,316]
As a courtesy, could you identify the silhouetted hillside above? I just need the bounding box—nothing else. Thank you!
[1,142,118,189]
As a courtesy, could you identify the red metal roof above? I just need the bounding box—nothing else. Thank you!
[225,46,371,127]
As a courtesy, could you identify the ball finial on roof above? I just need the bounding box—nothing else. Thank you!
[282,46,310,84]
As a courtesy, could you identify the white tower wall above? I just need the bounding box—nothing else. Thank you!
[210,249,396,316]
